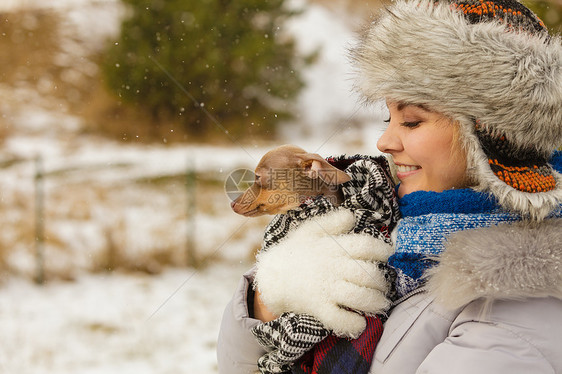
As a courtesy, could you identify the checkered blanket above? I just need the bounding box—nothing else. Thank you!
[251,155,400,374]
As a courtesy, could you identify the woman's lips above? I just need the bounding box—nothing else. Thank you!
[395,164,421,179]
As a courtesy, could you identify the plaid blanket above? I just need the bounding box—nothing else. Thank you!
[252,155,400,374]
[294,315,384,374]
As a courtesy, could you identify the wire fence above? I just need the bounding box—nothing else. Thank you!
[2,154,203,284]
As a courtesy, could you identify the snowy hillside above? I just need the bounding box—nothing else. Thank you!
[0,0,386,372]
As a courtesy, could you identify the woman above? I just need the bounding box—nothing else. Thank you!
[217,0,562,372]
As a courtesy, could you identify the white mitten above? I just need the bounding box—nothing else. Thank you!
[254,208,393,339]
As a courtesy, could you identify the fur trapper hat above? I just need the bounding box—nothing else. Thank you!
[352,0,562,220]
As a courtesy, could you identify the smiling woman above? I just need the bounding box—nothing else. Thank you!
[377,102,468,198]
[217,0,562,373]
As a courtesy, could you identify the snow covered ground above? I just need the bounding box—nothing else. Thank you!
[0,0,386,372]
[0,262,249,374]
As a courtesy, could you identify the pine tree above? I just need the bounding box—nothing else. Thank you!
[103,0,307,139]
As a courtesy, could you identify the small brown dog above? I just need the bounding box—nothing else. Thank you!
[231,145,351,216]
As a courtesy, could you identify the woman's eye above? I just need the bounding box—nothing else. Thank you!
[383,117,391,123]
[401,121,421,128]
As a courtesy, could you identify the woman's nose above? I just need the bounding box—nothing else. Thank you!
[377,122,401,154]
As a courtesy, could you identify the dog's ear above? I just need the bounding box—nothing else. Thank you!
[300,153,351,185]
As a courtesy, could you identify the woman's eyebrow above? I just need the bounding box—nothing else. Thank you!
[397,102,431,112]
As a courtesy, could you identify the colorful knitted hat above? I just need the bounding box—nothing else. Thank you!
[352,0,562,220]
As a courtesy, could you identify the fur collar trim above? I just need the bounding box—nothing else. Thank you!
[426,218,562,309]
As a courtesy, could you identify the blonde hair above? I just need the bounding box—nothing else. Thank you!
[435,115,474,188]
[450,120,476,187]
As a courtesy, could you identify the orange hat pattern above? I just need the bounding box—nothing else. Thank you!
[476,122,557,194]
[451,0,546,33]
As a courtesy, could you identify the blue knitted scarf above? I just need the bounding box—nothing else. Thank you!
[388,151,562,299]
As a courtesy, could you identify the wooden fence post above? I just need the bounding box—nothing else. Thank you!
[34,156,45,284]
[185,158,198,267]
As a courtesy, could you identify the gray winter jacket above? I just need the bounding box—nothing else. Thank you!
[217,218,562,374]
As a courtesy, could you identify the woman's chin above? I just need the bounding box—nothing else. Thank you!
[397,185,409,198]
[397,183,426,198]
